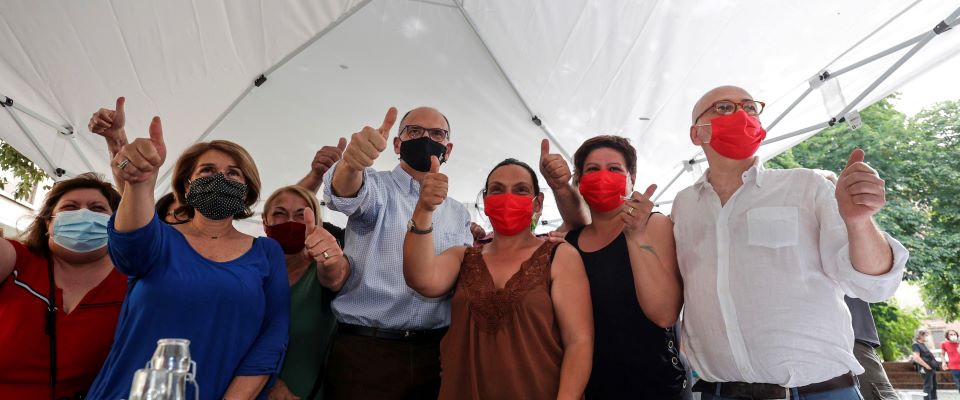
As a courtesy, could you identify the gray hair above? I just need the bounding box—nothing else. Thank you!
[915,328,929,342]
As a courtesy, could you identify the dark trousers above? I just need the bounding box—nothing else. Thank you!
[921,368,938,400]
[852,341,898,400]
[323,332,442,400]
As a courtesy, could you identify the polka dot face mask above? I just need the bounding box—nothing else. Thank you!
[185,173,248,220]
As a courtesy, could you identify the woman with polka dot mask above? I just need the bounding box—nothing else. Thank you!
[88,118,289,400]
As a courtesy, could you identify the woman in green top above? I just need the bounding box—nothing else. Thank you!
[262,185,348,399]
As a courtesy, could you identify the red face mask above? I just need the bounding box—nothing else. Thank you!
[483,193,534,236]
[264,220,306,254]
[705,110,767,160]
[578,169,628,213]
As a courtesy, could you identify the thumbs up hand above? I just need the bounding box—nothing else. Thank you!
[303,207,344,268]
[417,156,448,212]
[309,137,348,178]
[342,107,398,172]
[539,139,572,190]
[835,148,886,224]
[112,116,166,184]
[89,97,127,141]
[621,184,658,240]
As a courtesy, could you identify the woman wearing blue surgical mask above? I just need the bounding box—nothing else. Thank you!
[0,173,125,399]
[87,119,289,400]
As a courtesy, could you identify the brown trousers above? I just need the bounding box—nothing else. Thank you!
[323,332,442,400]
[853,340,899,400]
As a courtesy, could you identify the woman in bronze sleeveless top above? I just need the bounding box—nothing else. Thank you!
[403,158,593,400]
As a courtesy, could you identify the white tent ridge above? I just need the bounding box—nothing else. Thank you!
[1,0,958,232]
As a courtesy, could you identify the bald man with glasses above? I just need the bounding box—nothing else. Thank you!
[672,86,909,400]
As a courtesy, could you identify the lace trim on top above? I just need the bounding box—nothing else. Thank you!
[458,241,558,332]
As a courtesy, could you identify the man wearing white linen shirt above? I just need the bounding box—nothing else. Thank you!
[672,85,909,400]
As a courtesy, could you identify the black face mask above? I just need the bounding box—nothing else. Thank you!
[399,136,447,172]
[185,173,248,220]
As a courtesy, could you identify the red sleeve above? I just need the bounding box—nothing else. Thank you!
[9,239,45,272]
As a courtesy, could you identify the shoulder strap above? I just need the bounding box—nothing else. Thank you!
[44,254,57,400]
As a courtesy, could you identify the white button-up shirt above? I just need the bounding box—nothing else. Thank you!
[672,160,908,387]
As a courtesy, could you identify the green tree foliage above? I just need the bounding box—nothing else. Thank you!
[0,140,48,201]
[871,300,921,361]
[767,96,960,325]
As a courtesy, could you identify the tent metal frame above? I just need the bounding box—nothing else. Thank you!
[652,5,959,204]
[0,93,95,178]
[1,1,957,205]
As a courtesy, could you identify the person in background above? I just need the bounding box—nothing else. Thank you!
[0,173,126,399]
[913,329,940,400]
[404,157,593,400]
[942,330,960,393]
[87,116,289,399]
[545,136,687,399]
[262,185,347,400]
[815,169,899,400]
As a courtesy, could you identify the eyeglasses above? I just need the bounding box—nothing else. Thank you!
[400,125,448,142]
[694,100,766,123]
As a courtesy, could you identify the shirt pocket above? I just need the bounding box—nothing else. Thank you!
[746,206,799,248]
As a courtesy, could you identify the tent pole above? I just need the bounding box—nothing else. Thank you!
[0,94,72,135]
[453,0,573,161]
[66,134,96,172]
[260,0,374,77]
[652,166,685,204]
[1,94,95,175]
[828,32,926,79]
[835,6,960,119]
[762,121,833,146]
[765,86,814,133]
[154,0,375,196]
[817,0,923,72]
[2,105,61,177]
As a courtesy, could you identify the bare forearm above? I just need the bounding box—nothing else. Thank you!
[318,258,349,291]
[223,375,268,399]
[553,185,590,229]
[402,208,439,295]
[114,179,157,232]
[556,340,591,400]
[106,129,129,194]
[296,172,323,193]
[626,239,682,328]
[847,219,893,276]
[331,164,363,198]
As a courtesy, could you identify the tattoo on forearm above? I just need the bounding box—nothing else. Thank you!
[638,244,663,265]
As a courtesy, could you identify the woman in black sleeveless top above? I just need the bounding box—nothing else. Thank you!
[559,136,687,399]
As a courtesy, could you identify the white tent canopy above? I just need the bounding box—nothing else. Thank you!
[2,0,958,231]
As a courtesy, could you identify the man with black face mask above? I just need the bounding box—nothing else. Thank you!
[321,106,473,400]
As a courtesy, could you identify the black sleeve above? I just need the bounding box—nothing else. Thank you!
[323,222,346,250]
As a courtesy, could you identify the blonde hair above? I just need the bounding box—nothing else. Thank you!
[171,140,261,219]
[262,185,322,226]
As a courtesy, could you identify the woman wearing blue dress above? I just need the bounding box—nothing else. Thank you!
[88,117,289,399]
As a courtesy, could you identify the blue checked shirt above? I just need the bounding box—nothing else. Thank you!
[322,163,473,330]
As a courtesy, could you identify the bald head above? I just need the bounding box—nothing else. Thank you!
[691,85,754,124]
[399,107,450,135]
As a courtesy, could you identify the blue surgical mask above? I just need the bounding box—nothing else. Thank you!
[51,208,110,253]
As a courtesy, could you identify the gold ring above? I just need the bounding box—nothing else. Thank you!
[627,207,635,216]
[322,251,330,260]
[116,159,130,170]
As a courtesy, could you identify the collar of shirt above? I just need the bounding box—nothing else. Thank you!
[694,157,765,200]
[390,164,421,196]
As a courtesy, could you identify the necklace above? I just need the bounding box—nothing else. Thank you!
[190,224,226,239]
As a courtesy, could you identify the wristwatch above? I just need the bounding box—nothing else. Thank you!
[407,219,433,235]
